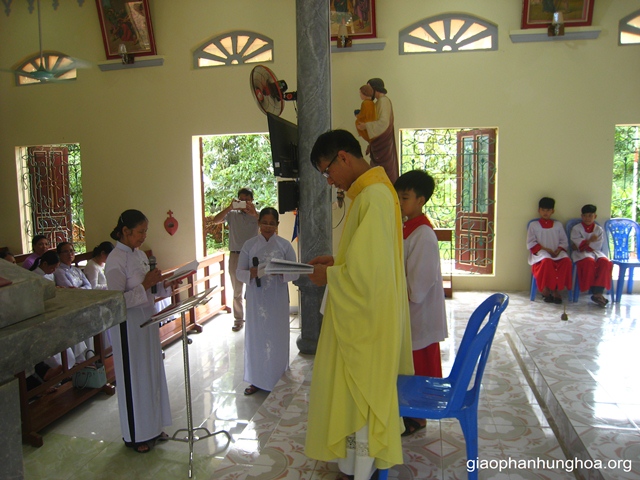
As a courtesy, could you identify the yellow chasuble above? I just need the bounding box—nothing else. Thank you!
[305,166,414,469]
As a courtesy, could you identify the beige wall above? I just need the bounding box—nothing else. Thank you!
[1,0,639,291]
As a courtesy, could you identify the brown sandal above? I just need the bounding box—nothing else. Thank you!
[125,440,152,453]
[244,384,261,395]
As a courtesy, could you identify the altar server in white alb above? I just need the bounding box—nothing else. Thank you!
[570,204,613,307]
[236,207,299,396]
[105,209,172,454]
[527,197,572,304]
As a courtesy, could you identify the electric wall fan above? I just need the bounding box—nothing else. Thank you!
[250,65,296,116]
[1,0,90,83]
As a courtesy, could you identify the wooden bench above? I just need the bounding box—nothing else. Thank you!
[13,250,114,446]
[13,249,229,446]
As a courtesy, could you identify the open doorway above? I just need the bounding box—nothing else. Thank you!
[612,125,640,221]
[198,134,277,255]
[400,128,497,275]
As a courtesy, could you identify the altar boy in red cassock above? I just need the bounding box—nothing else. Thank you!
[527,197,572,303]
[570,204,612,307]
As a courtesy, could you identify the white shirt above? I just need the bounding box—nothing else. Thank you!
[84,258,108,290]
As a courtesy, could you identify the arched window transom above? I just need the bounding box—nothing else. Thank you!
[399,14,497,54]
[194,31,273,68]
[14,51,77,86]
[619,10,640,45]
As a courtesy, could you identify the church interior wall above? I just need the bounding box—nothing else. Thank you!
[0,0,639,291]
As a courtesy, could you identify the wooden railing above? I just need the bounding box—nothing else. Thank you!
[158,251,230,347]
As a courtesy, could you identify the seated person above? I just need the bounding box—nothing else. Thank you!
[0,250,16,264]
[527,197,572,303]
[84,241,114,290]
[84,241,116,350]
[30,251,76,371]
[21,234,50,270]
[570,204,613,307]
[30,250,61,282]
[54,242,91,289]
[53,242,91,363]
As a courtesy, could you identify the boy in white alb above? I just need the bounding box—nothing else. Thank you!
[570,204,612,307]
[395,170,448,436]
[527,197,572,303]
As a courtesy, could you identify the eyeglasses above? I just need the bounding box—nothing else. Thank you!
[321,154,339,179]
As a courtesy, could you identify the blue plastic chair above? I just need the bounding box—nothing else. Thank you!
[566,218,613,303]
[527,219,539,301]
[378,293,509,480]
[605,218,640,303]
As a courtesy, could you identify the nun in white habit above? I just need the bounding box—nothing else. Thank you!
[105,209,172,453]
[237,207,299,395]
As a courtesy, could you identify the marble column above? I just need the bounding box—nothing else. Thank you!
[294,0,332,354]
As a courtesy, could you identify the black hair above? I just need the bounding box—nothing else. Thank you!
[31,234,47,249]
[0,250,14,260]
[394,170,435,203]
[92,241,115,258]
[310,129,363,170]
[29,250,60,271]
[259,207,279,223]
[56,241,73,254]
[110,209,148,241]
[539,197,555,209]
[581,204,597,214]
[238,188,254,199]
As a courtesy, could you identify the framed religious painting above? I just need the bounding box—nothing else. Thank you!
[330,0,377,40]
[521,0,595,29]
[95,0,157,60]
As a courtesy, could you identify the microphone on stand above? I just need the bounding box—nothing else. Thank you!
[149,256,157,293]
[253,257,261,287]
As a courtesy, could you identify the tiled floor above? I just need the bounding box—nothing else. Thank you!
[22,291,640,480]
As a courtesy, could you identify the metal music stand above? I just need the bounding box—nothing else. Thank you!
[142,286,230,478]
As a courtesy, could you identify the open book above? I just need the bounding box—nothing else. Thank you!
[164,259,199,283]
[258,258,314,278]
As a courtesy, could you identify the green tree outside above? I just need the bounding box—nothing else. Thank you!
[202,134,277,252]
[612,126,640,221]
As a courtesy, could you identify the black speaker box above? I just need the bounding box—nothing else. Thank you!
[278,181,299,214]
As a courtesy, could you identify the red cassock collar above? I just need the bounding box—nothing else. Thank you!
[403,215,433,239]
[582,222,595,233]
[538,218,554,229]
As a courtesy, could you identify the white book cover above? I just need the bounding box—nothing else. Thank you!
[258,258,313,277]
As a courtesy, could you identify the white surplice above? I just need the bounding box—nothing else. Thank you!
[236,234,299,391]
[105,241,171,444]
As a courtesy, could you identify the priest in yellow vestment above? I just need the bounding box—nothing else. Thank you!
[305,129,414,480]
